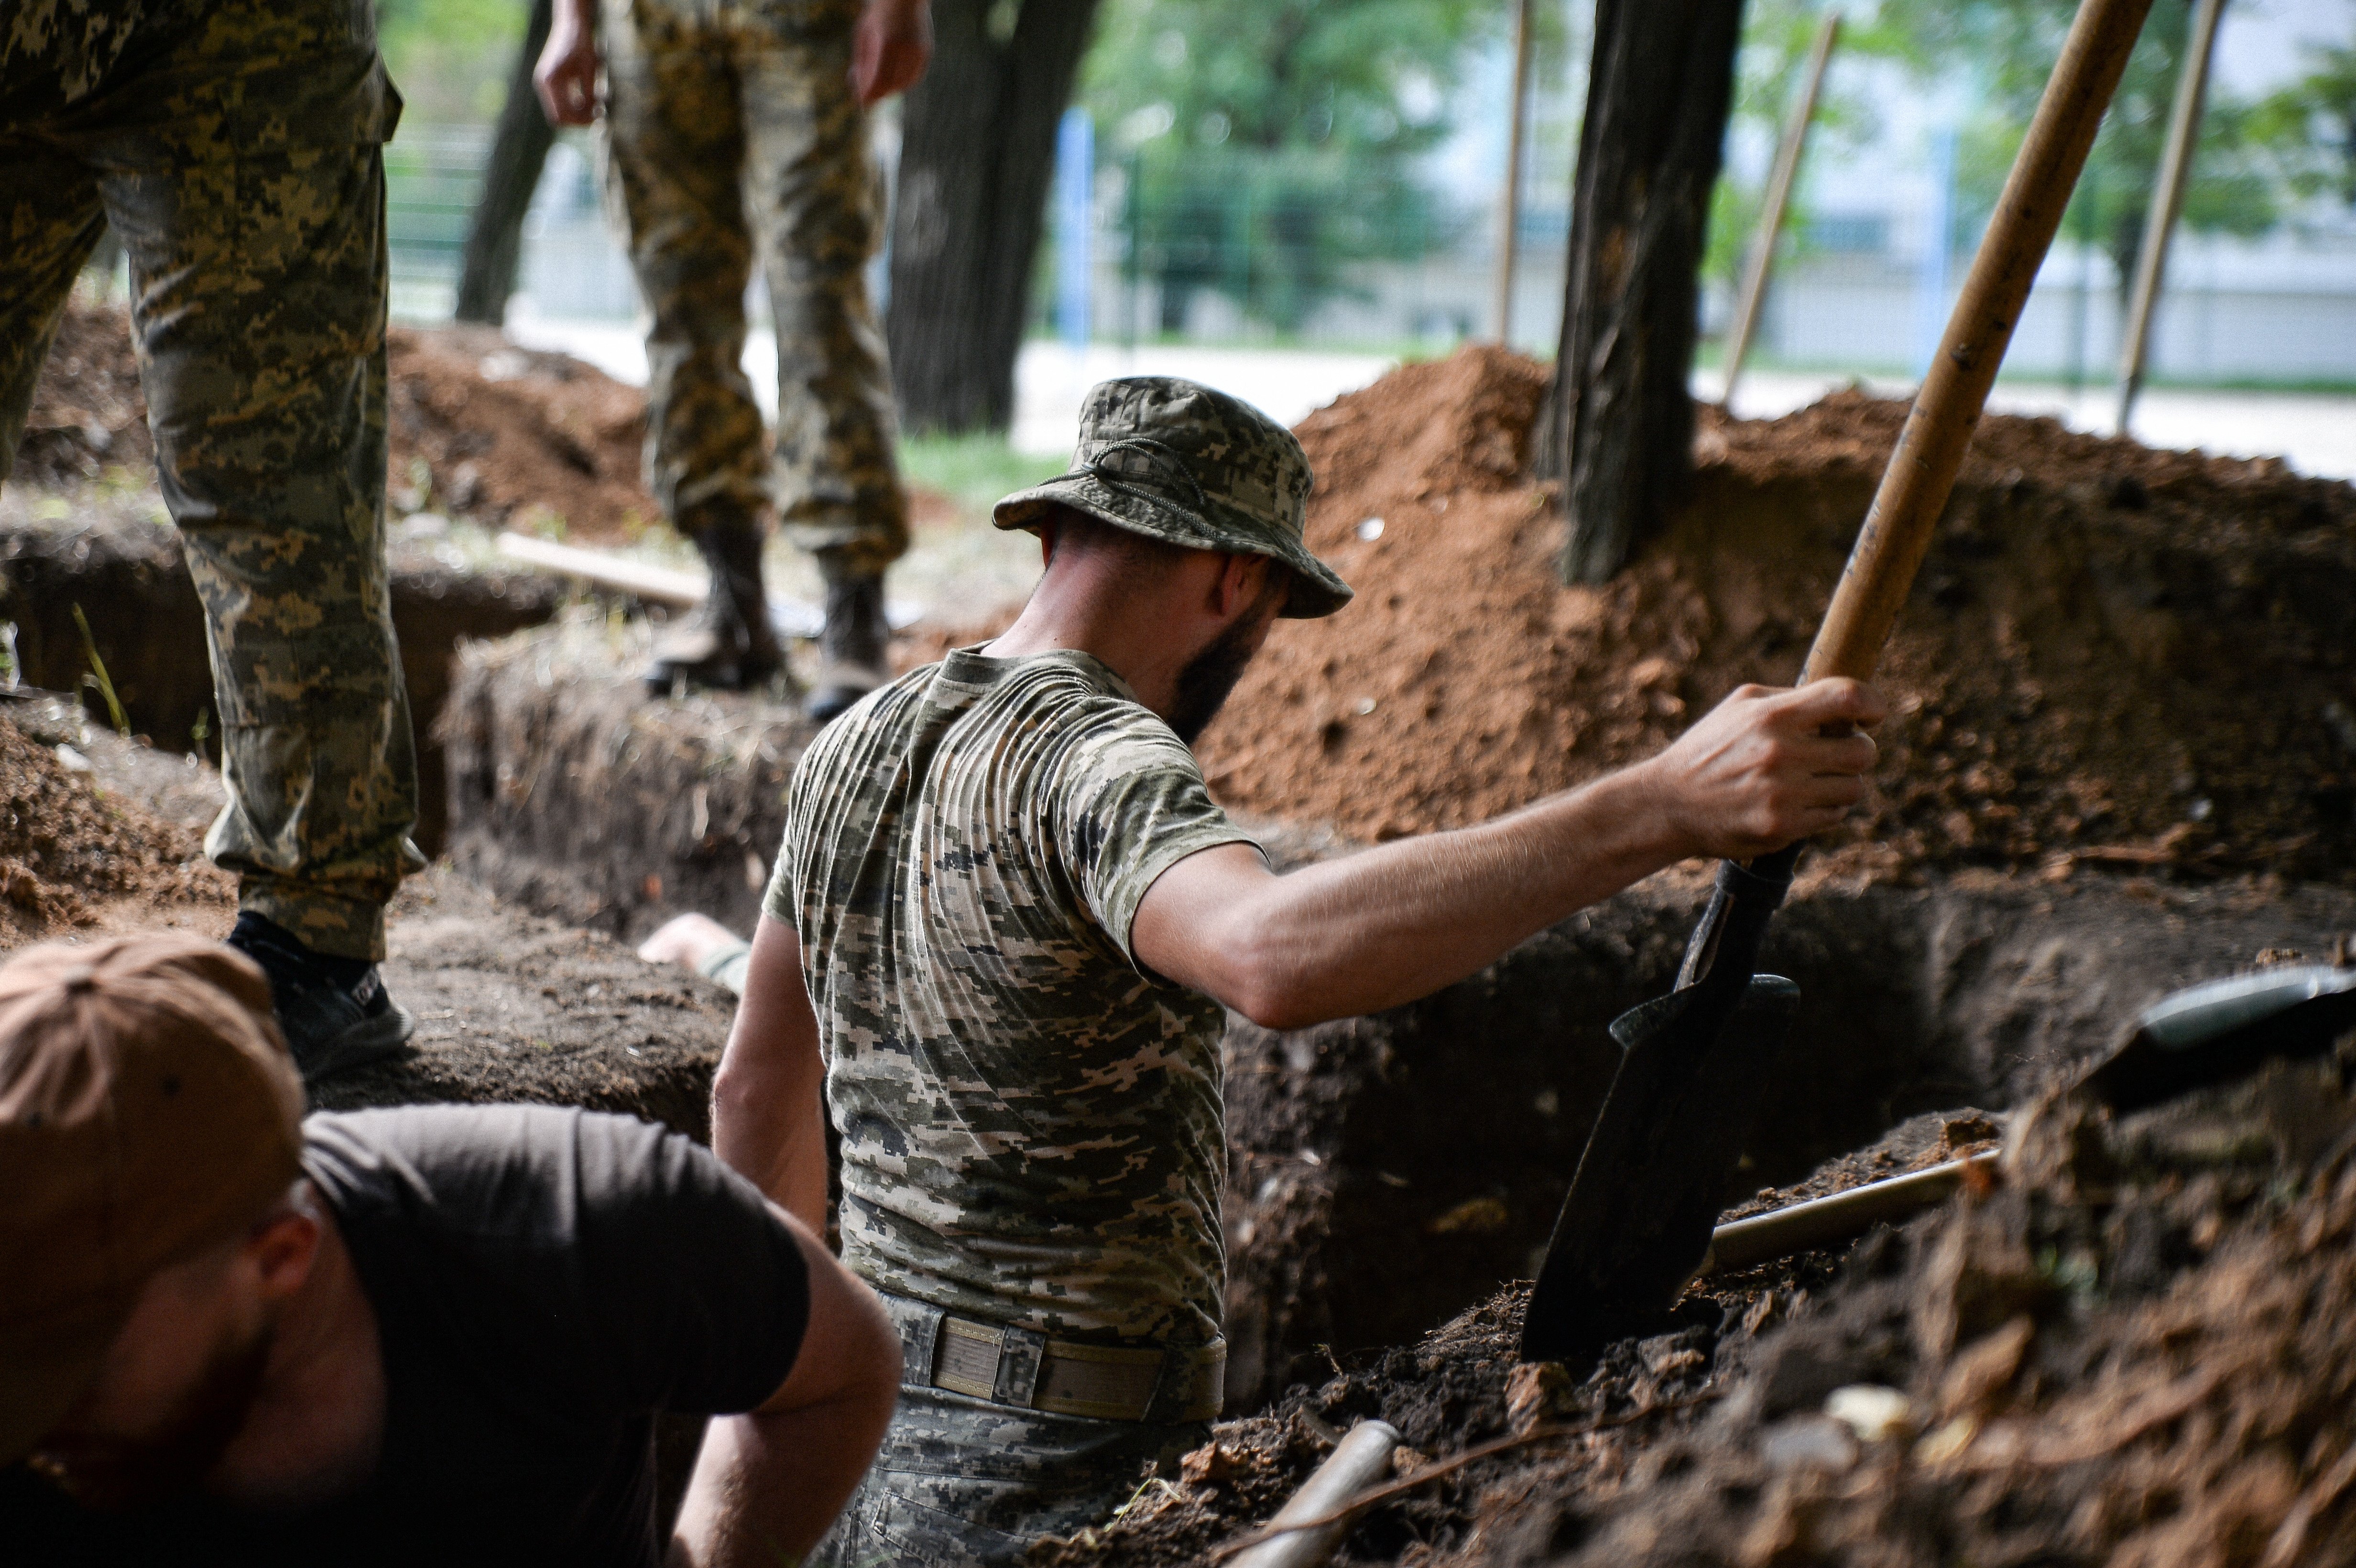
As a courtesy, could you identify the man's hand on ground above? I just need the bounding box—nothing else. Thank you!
[535,0,601,126]
[851,0,933,105]
[1637,678,1887,862]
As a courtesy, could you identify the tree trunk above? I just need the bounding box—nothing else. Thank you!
[1536,0,1745,585]
[454,0,558,327]
[886,0,1103,435]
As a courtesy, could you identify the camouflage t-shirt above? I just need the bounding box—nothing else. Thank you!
[768,647,1258,1346]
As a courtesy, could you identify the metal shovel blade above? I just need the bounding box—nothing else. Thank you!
[2080,965,2356,1114]
[1521,848,1802,1364]
[1521,971,1800,1363]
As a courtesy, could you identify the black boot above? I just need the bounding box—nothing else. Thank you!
[642,511,786,695]
[807,556,889,724]
[227,913,414,1085]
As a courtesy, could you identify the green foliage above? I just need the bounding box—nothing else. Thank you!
[898,434,1070,522]
[1876,0,2281,291]
[375,0,530,122]
[1702,2,1919,290]
[1080,0,1493,332]
[2251,28,2356,210]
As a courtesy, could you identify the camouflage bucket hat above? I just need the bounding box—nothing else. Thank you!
[993,377,1353,618]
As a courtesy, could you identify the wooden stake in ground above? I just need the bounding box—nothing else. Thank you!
[2114,0,2226,436]
[1719,11,1840,412]
[1535,0,1746,587]
[1491,0,1536,348]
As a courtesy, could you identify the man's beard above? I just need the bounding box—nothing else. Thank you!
[31,1325,273,1512]
[1168,608,1267,746]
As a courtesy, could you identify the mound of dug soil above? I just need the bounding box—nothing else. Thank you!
[0,698,229,940]
[18,300,657,538]
[1047,1047,2356,1568]
[384,322,656,539]
[1199,348,2356,885]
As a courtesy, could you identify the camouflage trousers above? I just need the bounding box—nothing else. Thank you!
[813,1382,1208,1568]
[0,0,425,961]
[600,0,909,574]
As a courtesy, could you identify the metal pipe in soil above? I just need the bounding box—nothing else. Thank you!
[1228,1419,1403,1568]
[1704,1152,1999,1275]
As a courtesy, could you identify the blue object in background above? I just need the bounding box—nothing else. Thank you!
[1912,126,1958,378]
[1055,108,1094,352]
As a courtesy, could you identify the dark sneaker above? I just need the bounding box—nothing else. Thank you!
[808,566,889,723]
[227,914,414,1085]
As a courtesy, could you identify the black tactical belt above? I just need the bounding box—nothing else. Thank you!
[878,1290,1225,1425]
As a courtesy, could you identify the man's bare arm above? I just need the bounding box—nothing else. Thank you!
[669,1215,901,1566]
[1134,679,1886,1030]
[711,917,829,1231]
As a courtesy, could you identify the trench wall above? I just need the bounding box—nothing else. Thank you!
[0,514,561,855]
[439,627,2356,1409]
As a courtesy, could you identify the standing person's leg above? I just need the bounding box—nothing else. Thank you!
[0,145,108,484]
[739,0,908,722]
[63,0,424,1078]
[600,0,785,695]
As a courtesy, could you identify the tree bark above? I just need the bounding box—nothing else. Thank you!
[886,0,1103,435]
[1536,0,1745,585]
[455,0,558,327]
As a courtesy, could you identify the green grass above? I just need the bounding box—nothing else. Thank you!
[898,435,1072,522]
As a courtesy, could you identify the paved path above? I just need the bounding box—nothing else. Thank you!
[502,307,2356,480]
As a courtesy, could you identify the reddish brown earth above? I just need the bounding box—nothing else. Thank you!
[18,300,960,543]
[0,698,231,942]
[1197,348,2356,885]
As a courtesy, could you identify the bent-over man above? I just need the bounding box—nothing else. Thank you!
[0,933,900,1566]
[713,377,1888,1564]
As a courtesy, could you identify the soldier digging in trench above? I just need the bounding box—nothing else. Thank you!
[708,375,1891,1566]
[536,0,929,717]
[0,931,902,1563]
[2,0,426,1082]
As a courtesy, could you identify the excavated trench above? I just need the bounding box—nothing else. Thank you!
[12,561,2354,1420]
[0,512,561,855]
[434,627,2356,1412]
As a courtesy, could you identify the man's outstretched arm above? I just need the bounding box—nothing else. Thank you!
[712,917,829,1230]
[670,1215,901,1566]
[1134,679,1887,1030]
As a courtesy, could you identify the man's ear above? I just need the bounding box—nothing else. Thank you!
[1213,552,1266,619]
[242,1206,322,1306]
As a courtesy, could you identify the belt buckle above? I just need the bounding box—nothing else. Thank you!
[933,1318,1005,1400]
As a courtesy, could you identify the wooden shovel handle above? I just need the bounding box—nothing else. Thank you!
[1800,0,2155,686]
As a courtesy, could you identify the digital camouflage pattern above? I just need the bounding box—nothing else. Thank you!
[993,376,1353,618]
[1,0,425,961]
[600,0,908,573]
[770,646,1259,1347]
[811,1383,1207,1568]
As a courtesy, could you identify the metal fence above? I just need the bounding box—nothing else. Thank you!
[384,125,491,320]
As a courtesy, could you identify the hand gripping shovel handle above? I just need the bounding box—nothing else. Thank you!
[1520,0,2158,1365]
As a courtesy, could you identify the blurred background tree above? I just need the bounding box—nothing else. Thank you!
[1876,0,2280,317]
[2251,23,2356,211]
[1081,0,1498,336]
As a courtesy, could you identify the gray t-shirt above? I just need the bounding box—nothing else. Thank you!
[771,648,1257,1345]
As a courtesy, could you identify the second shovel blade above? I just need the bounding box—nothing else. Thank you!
[1520,973,1801,1365]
